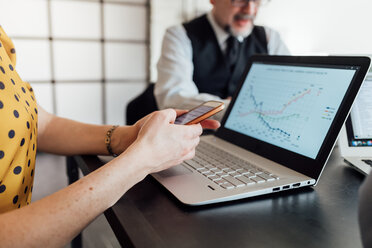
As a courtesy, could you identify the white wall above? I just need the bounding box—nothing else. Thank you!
[256,0,372,55]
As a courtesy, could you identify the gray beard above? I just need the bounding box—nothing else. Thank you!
[226,25,253,38]
[228,25,253,38]
[226,13,255,38]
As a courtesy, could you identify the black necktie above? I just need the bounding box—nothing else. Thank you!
[225,36,240,72]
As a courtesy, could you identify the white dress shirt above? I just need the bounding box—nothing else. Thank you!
[155,12,290,121]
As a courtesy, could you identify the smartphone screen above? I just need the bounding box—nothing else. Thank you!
[175,105,216,125]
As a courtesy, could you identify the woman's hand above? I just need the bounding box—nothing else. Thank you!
[112,109,220,156]
[122,109,219,176]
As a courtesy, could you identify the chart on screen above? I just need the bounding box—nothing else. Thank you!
[225,63,357,158]
[233,78,326,146]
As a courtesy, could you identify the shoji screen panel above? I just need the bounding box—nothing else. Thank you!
[0,0,149,125]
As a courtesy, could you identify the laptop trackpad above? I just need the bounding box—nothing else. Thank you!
[157,164,192,178]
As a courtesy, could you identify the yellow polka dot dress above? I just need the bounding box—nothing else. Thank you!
[0,26,38,212]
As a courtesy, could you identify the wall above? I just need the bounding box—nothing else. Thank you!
[0,0,149,125]
[255,0,372,55]
[150,0,372,82]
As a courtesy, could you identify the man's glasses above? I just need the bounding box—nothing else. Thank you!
[231,0,270,7]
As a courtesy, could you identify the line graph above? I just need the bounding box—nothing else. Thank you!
[239,86,312,117]
[229,77,324,147]
[224,63,357,159]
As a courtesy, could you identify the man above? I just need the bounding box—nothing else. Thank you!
[155,0,289,120]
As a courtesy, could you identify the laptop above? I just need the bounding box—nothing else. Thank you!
[339,68,372,175]
[152,55,370,205]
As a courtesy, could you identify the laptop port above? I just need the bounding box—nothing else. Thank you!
[292,183,301,187]
[283,185,290,190]
[273,187,280,192]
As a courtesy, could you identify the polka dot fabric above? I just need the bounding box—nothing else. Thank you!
[0,26,37,212]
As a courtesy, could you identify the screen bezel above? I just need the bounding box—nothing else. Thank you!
[216,55,370,180]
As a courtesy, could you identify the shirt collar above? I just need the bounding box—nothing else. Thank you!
[207,12,230,47]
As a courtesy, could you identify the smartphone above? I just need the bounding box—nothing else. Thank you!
[174,101,224,125]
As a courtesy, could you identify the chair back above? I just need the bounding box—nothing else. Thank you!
[126,84,158,125]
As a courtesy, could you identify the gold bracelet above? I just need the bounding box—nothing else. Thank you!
[105,125,119,157]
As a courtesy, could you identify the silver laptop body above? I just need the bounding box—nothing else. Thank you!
[153,55,371,205]
[153,135,313,205]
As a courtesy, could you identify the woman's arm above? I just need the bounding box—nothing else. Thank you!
[37,105,219,156]
[0,109,210,247]
[37,104,139,156]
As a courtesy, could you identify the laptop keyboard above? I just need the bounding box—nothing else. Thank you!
[184,141,279,190]
[362,159,372,167]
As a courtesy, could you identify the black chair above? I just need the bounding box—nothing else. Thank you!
[126,83,158,125]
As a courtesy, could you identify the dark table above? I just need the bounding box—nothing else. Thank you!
[70,146,366,248]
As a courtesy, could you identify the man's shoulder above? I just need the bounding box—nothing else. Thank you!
[165,14,208,34]
[257,26,283,43]
[254,25,277,35]
[164,24,189,41]
[166,24,185,34]
[183,14,208,28]
[259,26,281,38]
[182,14,213,40]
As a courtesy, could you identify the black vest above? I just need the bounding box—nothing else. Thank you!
[183,15,268,98]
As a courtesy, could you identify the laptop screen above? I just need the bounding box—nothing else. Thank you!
[224,62,358,159]
[345,73,372,147]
